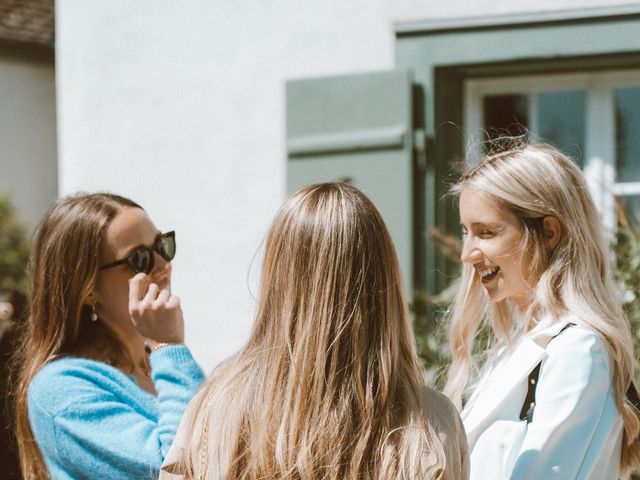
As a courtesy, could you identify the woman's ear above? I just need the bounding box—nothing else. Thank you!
[543,216,562,250]
[83,291,97,306]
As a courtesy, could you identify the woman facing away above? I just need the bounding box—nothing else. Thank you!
[161,182,469,480]
[444,142,640,479]
[14,193,205,479]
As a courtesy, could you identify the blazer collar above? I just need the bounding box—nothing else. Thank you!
[461,319,571,441]
[528,317,573,340]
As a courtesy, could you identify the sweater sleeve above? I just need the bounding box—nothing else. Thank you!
[150,344,206,457]
[28,346,204,480]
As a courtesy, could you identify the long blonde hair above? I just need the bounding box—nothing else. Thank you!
[444,143,640,475]
[14,193,142,480]
[175,182,446,479]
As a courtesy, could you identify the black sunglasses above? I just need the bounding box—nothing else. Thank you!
[100,231,176,275]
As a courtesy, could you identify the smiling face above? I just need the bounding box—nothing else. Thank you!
[459,188,532,311]
[89,207,172,338]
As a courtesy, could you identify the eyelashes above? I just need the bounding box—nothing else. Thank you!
[461,228,497,238]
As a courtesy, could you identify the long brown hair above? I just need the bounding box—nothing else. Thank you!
[14,193,141,480]
[175,182,446,479]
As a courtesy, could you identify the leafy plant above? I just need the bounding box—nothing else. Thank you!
[0,192,31,295]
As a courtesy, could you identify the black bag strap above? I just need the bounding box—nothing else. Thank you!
[519,322,575,423]
[626,380,640,412]
[519,363,541,423]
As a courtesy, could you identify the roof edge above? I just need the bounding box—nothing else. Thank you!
[395,4,640,36]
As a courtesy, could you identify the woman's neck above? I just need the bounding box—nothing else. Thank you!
[512,294,531,315]
[77,322,155,394]
[109,322,148,369]
[75,319,146,370]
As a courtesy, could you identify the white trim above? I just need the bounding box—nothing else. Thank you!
[465,73,591,97]
[597,70,640,87]
[611,183,640,196]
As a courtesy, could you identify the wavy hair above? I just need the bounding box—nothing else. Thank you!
[443,143,640,475]
[14,192,141,480]
[174,182,446,479]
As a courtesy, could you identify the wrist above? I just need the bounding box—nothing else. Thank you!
[145,340,183,354]
[152,342,174,352]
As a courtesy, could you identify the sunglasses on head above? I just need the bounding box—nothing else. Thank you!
[100,231,176,275]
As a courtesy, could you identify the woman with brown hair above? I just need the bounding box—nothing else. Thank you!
[14,193,204,479]
[161,182,468,480]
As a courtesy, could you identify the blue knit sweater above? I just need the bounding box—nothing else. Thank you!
[28,345,204,480]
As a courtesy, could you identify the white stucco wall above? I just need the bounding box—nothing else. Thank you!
[56,0,394,372]
[0,56,56,234]
[56,0,640,371]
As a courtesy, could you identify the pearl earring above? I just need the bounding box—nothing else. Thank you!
[90,304,98,322]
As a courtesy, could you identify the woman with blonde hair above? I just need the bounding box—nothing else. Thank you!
[14,193,204,479]
[446,142,640,479]
[161,182,468,480]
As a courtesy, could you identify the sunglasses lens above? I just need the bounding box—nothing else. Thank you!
[157,234,176,262]
[129,248,153,274]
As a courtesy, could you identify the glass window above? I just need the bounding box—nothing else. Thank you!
[536,90,585,167]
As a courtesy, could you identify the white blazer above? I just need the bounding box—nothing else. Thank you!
[462,319,623,480]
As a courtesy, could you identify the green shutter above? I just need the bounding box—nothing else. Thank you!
[286,70,414,295]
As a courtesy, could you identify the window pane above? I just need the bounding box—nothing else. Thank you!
[615,87,640,183]
[535,90,585,167]
[483,94,528,146]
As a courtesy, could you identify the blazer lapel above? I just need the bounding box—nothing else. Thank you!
[462,337,546,441]
[461,320,571,443]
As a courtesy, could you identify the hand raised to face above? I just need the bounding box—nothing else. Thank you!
[128,273,184,345]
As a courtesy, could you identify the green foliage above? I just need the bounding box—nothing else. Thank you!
[0,192,31,295]
[612,203,640,376]
[413,295,451,388]
[412,226,461,387]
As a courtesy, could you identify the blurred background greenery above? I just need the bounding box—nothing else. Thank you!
[613,201,640,373]
[0,193,31,296]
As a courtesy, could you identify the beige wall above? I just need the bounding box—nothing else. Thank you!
[0,53,57,235]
